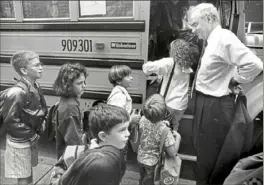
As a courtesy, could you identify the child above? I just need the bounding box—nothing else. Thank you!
[107,65,141,123]
[107,65,141,151]
[143,39,200,131]
[53,63,88,159]
[1,50,47,185]
[52,104,129,185]
[137,94,179,185]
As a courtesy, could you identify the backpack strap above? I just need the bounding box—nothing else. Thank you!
[159,124,170,154]
[15,81,30,104]
[158,60,176,98]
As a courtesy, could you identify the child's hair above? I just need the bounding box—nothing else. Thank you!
[61,147,122,185]
[88,104,129,141]
[83,100,105,135]
[169,39,200,70]
[53,63,88,98]
[10,50,39,75]
[92,100,105,107]
[108,65,132,86]
[143,94,167,123]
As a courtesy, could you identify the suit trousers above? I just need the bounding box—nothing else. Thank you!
[193,91,235,185]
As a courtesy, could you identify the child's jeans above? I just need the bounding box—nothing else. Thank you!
[139,163,155,185]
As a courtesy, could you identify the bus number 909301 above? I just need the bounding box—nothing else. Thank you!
[61,39,92,52]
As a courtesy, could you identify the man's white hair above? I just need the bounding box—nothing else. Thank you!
[189,3,220,23]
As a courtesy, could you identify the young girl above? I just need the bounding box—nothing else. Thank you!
[143,39,200,131]
[137,94,179,185]
[53,63,88,159]
[107,65,141,147]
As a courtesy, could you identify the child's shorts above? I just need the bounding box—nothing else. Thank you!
[5,136,39,178]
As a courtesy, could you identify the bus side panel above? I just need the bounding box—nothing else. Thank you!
[0,31,144,60]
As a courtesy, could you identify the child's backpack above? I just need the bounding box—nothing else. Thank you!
[0,81,29,135]
[46,102,59,141]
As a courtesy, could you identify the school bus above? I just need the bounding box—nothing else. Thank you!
[0,0,262,182]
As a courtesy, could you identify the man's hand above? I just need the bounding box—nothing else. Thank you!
[130,110,141,124]
[229,78,244,95]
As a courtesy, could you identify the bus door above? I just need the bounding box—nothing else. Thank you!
[0,1,150,111]
[146,0,263,182]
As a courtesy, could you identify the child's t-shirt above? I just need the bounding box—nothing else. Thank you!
[107,85,132,114]
[137,116,176,166]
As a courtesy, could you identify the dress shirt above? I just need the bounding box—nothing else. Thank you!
[143,58,191,110]
[196,25,263,97]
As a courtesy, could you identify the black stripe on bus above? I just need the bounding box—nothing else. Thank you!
[0,84,143,104]
[0,55,144,70]
[0,21,145,32]
[247,45,264,49]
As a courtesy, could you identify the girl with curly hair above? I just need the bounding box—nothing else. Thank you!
[143,39,200,131]
[53,63,88,159]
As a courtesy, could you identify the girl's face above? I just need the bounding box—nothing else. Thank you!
[118,74,133,89]
[72,73,86,98]
[101,121,130,149]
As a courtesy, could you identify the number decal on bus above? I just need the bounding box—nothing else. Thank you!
[61,39,92,52]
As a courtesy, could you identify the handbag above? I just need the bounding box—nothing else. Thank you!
[154,124,182,185]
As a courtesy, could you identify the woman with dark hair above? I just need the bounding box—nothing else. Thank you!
[53,63,88,159]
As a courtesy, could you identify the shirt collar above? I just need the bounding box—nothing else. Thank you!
[21,77,38,93]
[115,85,132,100]
[207,25,222,44]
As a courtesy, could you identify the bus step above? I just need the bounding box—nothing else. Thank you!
[178,178,196,185]
[182,114,194,120]
[178,153,197,162]
[179,154,197,181]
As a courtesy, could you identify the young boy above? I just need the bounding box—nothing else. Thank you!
[107,65,141,152]
[51,104,130,185]
[137,94,179,185]
[1,50,47,185]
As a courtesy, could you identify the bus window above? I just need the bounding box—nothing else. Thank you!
[0,1,15,18]
[219,0,232,29]
[22,1,69,19]
[79,0,133,18]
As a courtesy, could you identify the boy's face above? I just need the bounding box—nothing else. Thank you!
[118,74,133,89]
[25,58,43,80]
[72,73,86,98]
[101,121,130,149]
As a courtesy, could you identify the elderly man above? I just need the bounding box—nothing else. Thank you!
[187,3,263,185]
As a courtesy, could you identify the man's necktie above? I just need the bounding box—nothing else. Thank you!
[190,40,207,98]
